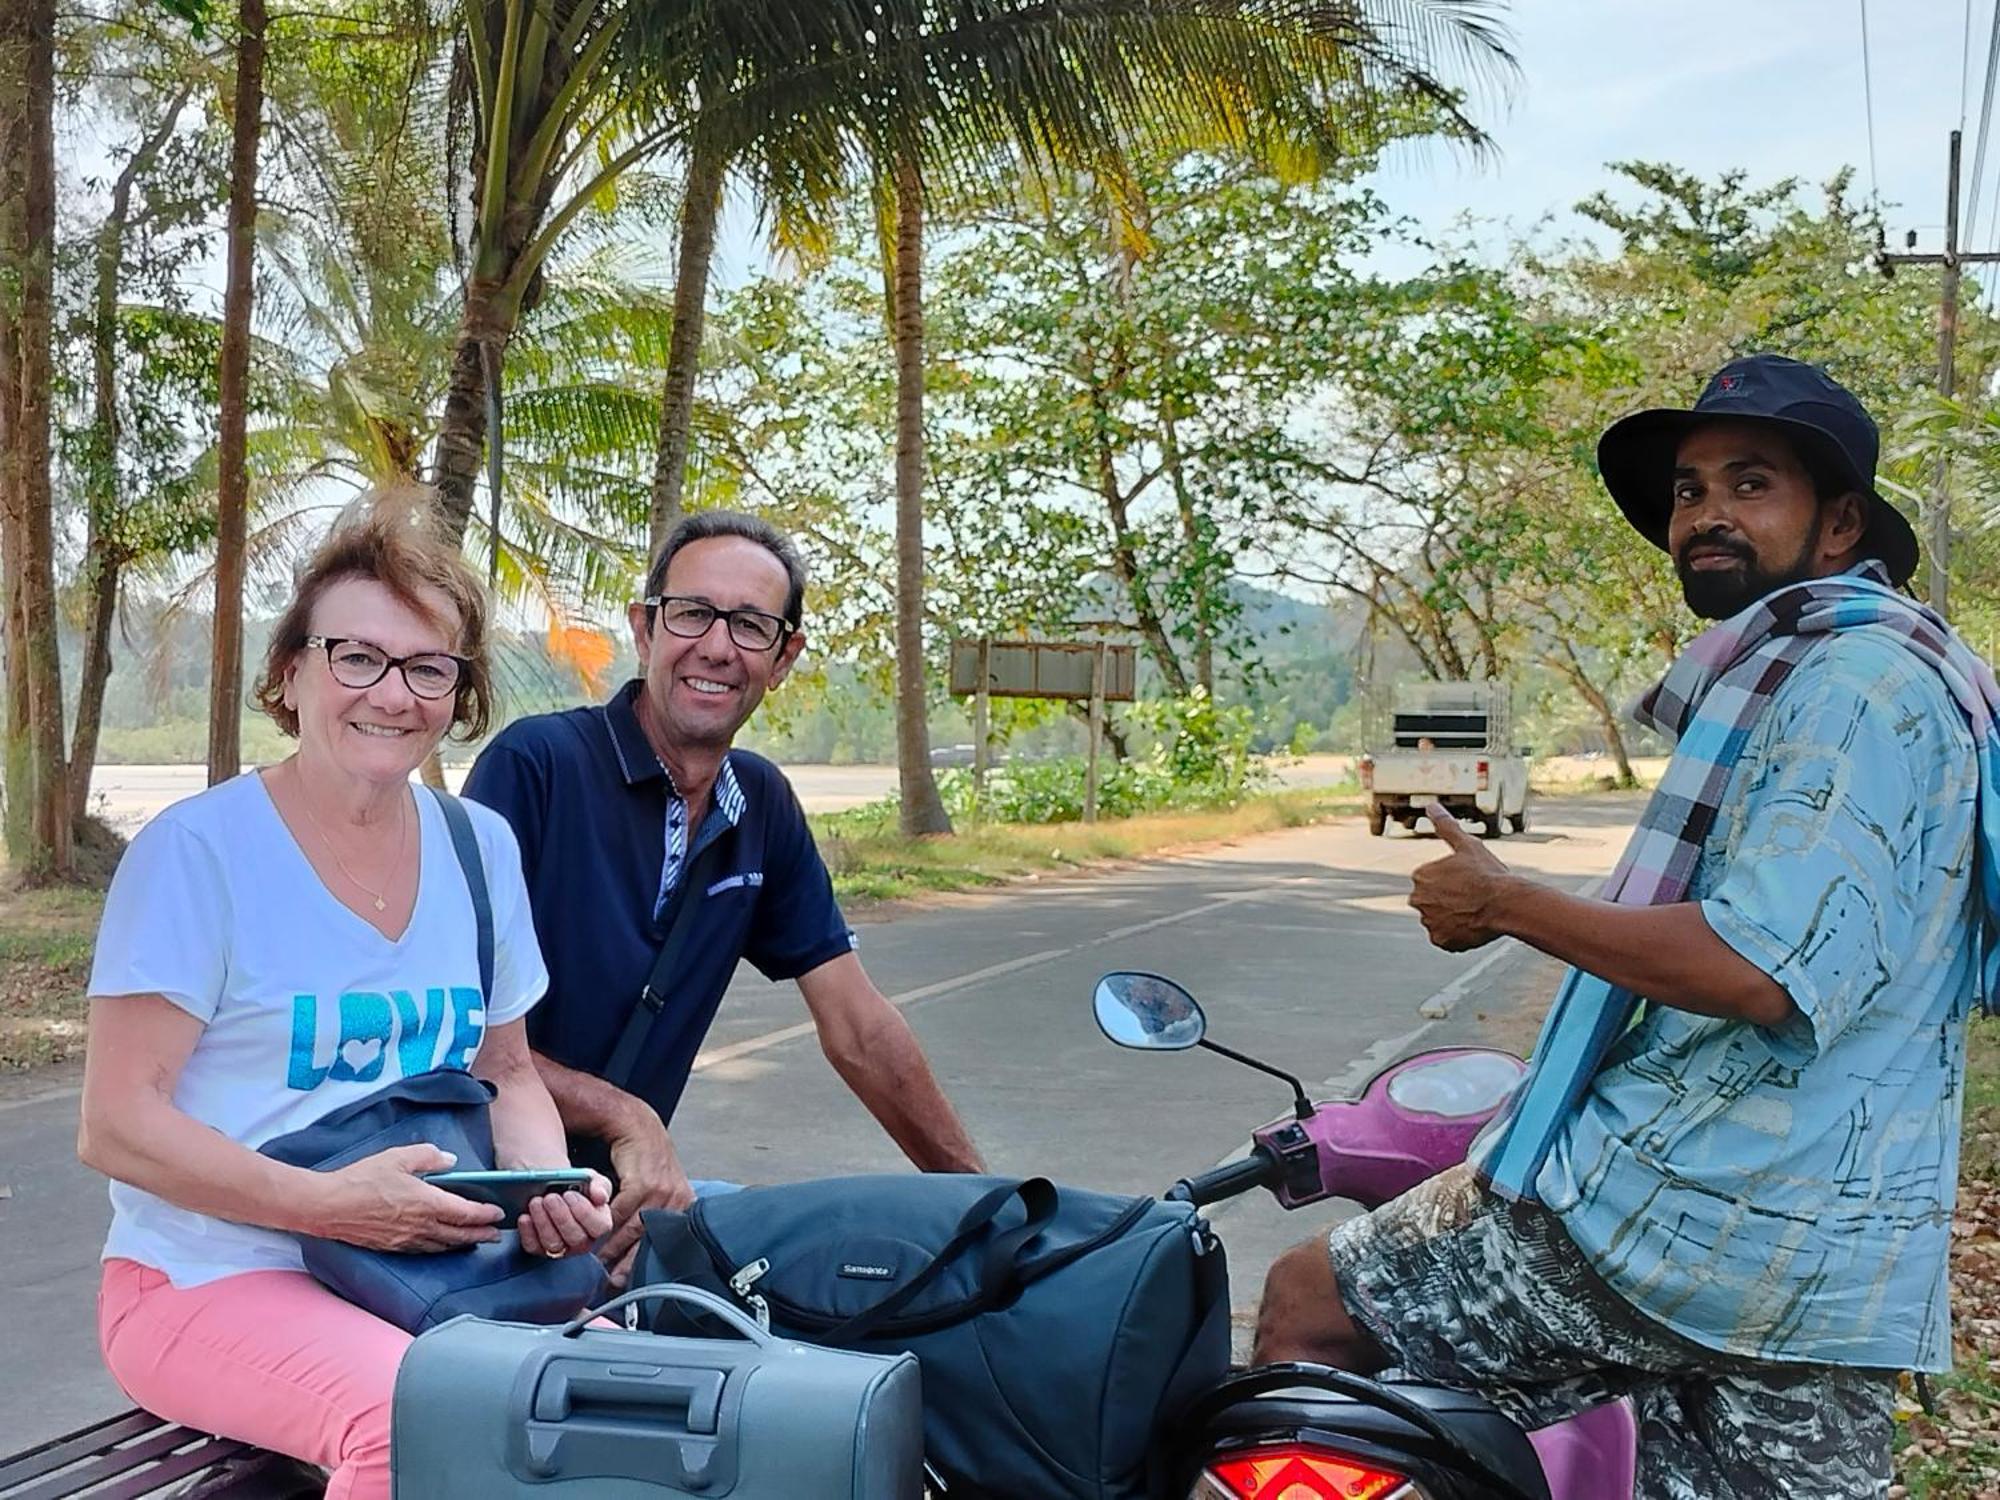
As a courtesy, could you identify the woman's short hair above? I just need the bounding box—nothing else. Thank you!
[253,485,494,741]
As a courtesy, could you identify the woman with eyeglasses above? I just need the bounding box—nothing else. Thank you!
[77,488,610,1500]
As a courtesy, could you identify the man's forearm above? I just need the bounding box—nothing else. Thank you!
[830,1013,984,1173]
[530,1048,658,1144]
[1487,878,1795,1027]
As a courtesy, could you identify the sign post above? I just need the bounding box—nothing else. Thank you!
[949,638,1136,825]
[1083,642,1108,823]
[971,638,992,809]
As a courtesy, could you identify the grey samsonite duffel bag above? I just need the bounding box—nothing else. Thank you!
[391,1283,923,1498]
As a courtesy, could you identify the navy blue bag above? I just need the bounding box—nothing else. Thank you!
[631,1174,1229,1500]
[256,790,605,1333]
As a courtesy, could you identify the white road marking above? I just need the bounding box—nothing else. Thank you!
[691,889,1273,1073]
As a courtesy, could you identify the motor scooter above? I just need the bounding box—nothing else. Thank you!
[1089,970,1638,1500]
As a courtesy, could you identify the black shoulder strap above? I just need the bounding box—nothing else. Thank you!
[431,787,495,1007]
[602,836,729,1091]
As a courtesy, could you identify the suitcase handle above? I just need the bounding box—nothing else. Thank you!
[564,1282,775,1344]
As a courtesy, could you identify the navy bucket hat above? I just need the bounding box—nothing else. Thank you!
[1595,353,1919,587]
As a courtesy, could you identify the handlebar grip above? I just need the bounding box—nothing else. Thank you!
[1170,1147,1282,1208]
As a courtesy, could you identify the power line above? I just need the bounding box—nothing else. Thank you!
[1860,0,1882,206]
[1967,0,1977,132]
[1965,0,2000,252]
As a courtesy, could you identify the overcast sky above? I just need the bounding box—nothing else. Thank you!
[708,1,1988,284]
[1362,0,1983,261]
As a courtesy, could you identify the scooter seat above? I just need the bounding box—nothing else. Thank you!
[1195,1377,1552,1500]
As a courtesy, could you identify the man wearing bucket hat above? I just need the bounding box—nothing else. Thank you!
[1255,354,2000,1499]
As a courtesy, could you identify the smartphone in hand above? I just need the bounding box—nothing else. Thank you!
[422,1168,595,1219]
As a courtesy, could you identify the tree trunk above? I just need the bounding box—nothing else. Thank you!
[207,0,266,787]
[648,138,726,559]
[431,266,537,544]
[0,13,29,865]
[1160,401,1213,694]
[70,551,119,828]
[73,90,185,830]
[1545,641,1637,788]
[890,159,950,836]
[1094,420,1189,695]
[0,0,71,878]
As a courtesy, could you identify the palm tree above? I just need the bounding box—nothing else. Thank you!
[865,0,1511,833]
[628,0,1508,833]
[1,0,74,877]
[430,0,693,541]
[205,0,267,785]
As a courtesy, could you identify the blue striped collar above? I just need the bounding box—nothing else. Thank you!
[602,678,747,830]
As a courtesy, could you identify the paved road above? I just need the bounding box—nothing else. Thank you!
[0,793,1638,1451]
[80,757,1367,835]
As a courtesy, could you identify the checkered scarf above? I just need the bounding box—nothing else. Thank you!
[1479,560,2000,1202]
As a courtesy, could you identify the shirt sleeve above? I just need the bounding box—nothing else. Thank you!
[744,774,858,983]
[463,733,548,887]
[1699,658,1937,1067]
[88,813,231,1023]
[469,801,549,1028]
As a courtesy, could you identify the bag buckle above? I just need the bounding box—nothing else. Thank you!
[638,984,666,1014]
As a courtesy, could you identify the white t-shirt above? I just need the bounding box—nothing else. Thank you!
[88,771,548,1288]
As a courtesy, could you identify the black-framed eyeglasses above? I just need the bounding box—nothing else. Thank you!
[644,595,793,653]
[304,636,470,700]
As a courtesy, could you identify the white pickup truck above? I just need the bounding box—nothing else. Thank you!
[1358,679,1531,838]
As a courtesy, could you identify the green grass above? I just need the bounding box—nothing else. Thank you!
[1893,1017,2000,1495]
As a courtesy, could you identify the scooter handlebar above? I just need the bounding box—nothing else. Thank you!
[1168,1146,1282,1207]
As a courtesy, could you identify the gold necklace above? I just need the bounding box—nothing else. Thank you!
[298,779,409,914]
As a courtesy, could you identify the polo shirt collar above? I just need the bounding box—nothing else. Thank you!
[603,678,748,830]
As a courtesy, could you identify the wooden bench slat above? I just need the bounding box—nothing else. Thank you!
[85,1440,248,1500]
[2,1424,238,1500]
[0,1415,169,1490]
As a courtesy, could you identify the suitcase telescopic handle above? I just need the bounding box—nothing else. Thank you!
[564,1282,775,1343]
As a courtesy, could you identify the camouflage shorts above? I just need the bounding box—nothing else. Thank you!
[1327,1164,1896,1500]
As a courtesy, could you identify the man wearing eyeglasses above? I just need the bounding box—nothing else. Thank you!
[465,511,983,1282]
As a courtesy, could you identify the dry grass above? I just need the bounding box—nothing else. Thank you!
[0,884,103,1070]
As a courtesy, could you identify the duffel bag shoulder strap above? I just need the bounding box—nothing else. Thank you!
[430,788,493,1006]
[603,838,727,1090]
[825,1177,1059,1344]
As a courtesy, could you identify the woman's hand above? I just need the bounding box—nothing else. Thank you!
[517,1172,613,1260]
[309,1145,506,1251]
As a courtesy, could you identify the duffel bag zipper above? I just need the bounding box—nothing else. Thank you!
[729,1257,772,1331]
[689,1195,1157,1340]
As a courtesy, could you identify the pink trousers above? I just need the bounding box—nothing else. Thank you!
[98,1258,412,1500]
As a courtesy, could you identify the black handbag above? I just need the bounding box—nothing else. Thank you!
[256,789,605,1332]
[631,1173,1230,1500]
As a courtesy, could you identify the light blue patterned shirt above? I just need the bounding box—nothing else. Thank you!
[1541,630,1980,1370]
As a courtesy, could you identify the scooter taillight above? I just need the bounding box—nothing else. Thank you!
[1197,1446,1412,1499]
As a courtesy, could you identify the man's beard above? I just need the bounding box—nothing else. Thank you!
[1676,520,1821,620]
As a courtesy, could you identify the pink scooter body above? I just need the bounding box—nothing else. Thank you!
[1249,1046,1639,1500]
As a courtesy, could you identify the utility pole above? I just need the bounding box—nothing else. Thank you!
[1877,129,2000,619]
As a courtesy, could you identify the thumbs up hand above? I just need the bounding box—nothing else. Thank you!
[1409,802,1513,952]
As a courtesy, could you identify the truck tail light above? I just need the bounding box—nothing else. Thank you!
[1476,759,1489,791]
[1199,1446,1410,1499]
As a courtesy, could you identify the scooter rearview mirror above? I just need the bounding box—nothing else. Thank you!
[1093,971,1207,1051]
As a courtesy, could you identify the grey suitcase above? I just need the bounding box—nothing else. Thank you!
[391,1283,924,1498]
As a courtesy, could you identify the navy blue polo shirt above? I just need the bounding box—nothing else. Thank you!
[463,680,855,1125]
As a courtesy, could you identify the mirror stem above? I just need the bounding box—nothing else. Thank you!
[1197,1039,1316,1119]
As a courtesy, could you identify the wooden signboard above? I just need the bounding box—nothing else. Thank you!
[948,639,1137,701]
[948,638,1137,824]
